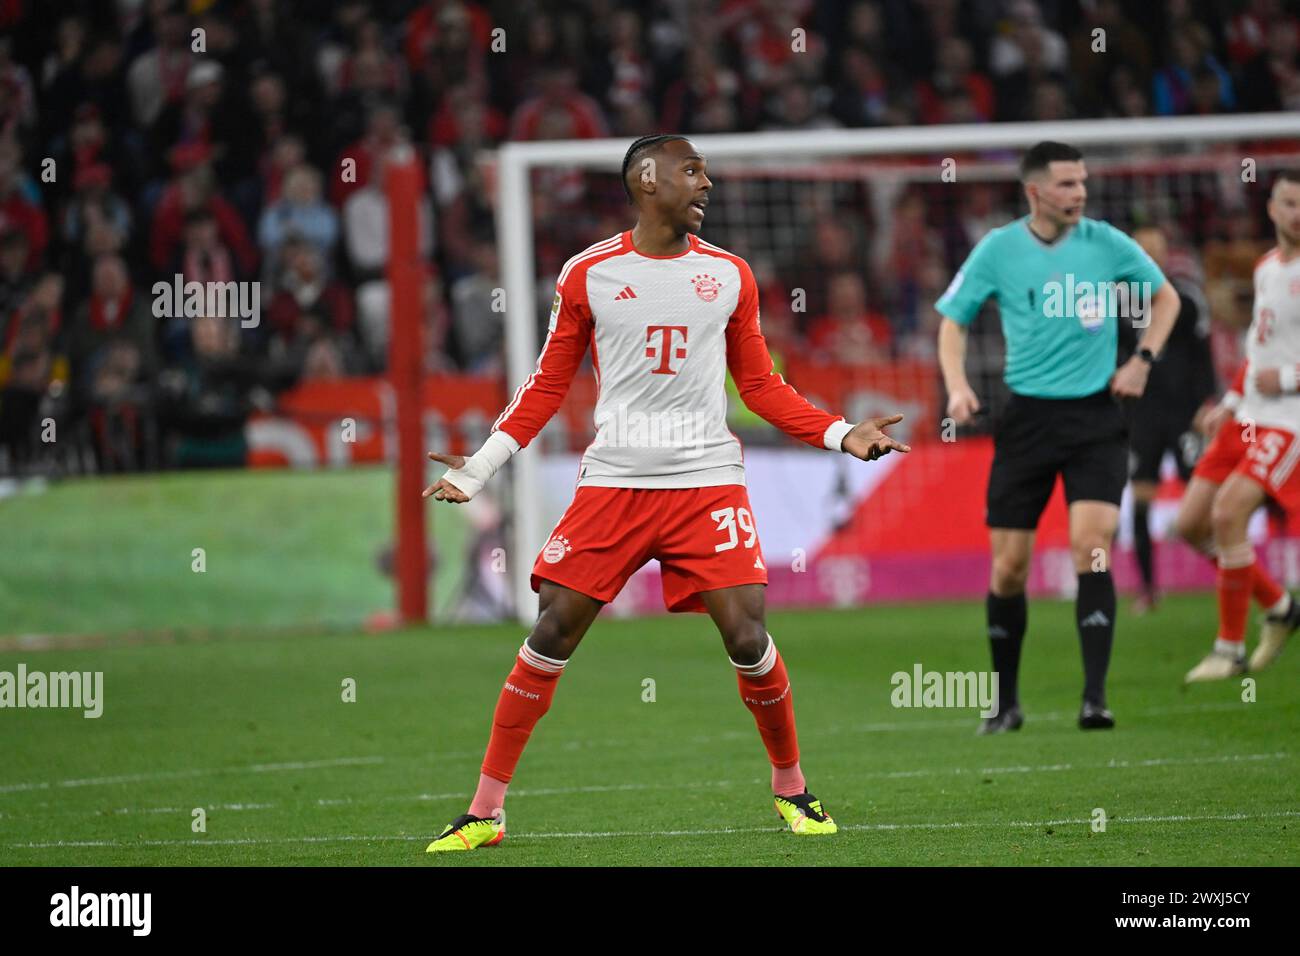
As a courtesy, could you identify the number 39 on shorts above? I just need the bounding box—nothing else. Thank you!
[711,506,756,552]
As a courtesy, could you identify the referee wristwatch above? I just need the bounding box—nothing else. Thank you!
[1136,347,1159,365]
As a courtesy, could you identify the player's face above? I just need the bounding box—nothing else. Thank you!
[1268,180,1300,247]
[654,139,712,233]
[1032,160,1087,227]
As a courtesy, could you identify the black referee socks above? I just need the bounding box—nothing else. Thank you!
[1076,570,1116,707]
[986,591,1027,713]
[1132,501,1154,595]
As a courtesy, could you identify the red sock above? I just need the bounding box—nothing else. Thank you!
[1216,549,1254,644]
[1252,562,1285,609]
[732,635,801,782]
[478,642,566,786]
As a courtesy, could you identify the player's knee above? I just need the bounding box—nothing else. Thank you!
[1173,508,1205,546]
[527,612,581,661]
[1210,497,1244,539]
[991,554,1030,593]
[722,620,769,666]
[1070,536,1112,571]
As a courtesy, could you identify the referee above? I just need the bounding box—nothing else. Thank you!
[936,141,1180,733]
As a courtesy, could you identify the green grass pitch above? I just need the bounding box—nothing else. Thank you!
[1,470,1296,865]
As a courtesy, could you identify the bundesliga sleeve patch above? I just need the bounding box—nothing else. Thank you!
[548,291,562,332]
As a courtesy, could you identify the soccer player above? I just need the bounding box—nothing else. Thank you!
[1180,170,1300,681]
[937,141,1180,734]
[1124,225,1218,613]
[421,134,910,851]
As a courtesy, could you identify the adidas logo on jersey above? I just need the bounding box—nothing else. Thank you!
[1080,610,1111,627]
[614,286,637,300]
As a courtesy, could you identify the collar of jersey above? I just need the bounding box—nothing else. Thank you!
[623,230,698,259]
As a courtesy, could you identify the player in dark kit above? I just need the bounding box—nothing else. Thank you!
[1123,226,1218,613]
[937,142,1181,733]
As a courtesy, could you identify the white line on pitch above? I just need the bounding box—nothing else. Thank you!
[0,756,384,794]
[10,809,1300,849]
[11,752,1286,820]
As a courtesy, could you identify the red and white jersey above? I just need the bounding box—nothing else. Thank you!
[493,231,850,488]
[1240,247,1300,432]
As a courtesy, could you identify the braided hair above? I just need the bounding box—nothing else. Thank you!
[621,133,689,204]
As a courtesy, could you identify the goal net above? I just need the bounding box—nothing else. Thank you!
[456,114,1300,623]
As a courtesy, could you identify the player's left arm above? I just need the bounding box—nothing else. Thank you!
[1108,226,1181,398]
[725,259,910,461]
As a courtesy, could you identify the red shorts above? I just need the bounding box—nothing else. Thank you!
[1194,419,1300,512]
[530,484,768,612]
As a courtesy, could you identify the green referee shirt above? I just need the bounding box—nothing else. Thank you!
[936,215,1168,398]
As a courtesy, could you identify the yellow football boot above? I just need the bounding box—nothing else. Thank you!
[774,792,838,835]
[426,811,505,853]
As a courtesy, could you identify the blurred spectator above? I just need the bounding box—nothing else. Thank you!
[0,140,47,271]
[343,155,433,283]
[1065,0,1150,118]
[807,272,891,363]
[660,46,743,134]
[266,238,355,354]
[149,145,257,276]
[125,4,191,128]
[178,208,237,286]
[69,254,155,470]
[915,38,995,125]
[1153,26,1235,115]
[830,48,890,127]
[157,313,256,468]
[0,273,66,470]
[449,240,503,373]
[509,66,609,141]
[0,228,31,319]
[331,101,407,208]
[258,165,338,284]
[990,1,1069,78]
[1238,17,1300,112]
[0,36,36,139]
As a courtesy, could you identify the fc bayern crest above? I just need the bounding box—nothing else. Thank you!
[542,535,571,564]
[692,273,721,302]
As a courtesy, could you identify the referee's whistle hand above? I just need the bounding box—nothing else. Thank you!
[946,386,980,425]
[1109,356,1150,399]
[843,415,911,462]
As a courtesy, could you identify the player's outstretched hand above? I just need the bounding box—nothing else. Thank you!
[843,415,912,462]
[423,452,470,503]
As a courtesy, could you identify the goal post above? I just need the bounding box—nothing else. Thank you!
[493,113,1300,624]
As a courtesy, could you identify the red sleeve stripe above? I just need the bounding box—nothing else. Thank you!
[492,235,621,435]
[494,330,556,432]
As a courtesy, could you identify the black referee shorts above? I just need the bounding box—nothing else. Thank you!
[1128,407,1200,484]
[987,389,1129,530]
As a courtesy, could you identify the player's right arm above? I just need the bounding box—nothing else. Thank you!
[935,234,998,425]
[423,276,593,503]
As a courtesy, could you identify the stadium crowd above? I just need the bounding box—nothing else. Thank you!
[0,0,1298,470]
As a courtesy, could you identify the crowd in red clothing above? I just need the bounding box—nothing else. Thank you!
[0,0,1297,473]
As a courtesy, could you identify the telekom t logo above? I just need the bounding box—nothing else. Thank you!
[645,325,688,375]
